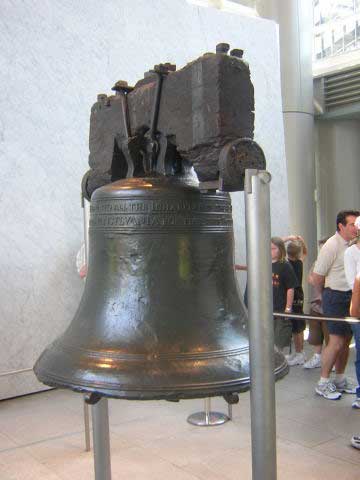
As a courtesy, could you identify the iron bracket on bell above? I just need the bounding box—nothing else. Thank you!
[223,392,239,405]
[218,138,266,192]
[198,138,266,193]
[84,392,103,405]
[111,80,139,179]
[112,64,176,179]
[142,63,175,175]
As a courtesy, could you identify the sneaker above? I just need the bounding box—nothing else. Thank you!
[286,352,306,366]
[334,377,358,394]
[351,435,360,450]
[352,397,360,409]
[303,353,321,369]
[315,381,342,400]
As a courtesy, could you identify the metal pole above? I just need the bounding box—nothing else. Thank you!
[227,403,233,420]
[83,394,91,452]
[205,398,211,424]
[92,398,112,480]
[244,169,276,480]
[275,311,360,324]
[187,398,230,426]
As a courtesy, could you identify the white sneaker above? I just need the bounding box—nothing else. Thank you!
[286,352,306,366]
[351,435,360,450]
[315,381,342,400]
[303,353,321,369]
[352,398,360,409]
[334,377,358,394]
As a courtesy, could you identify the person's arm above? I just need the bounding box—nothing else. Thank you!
[311,238,335,290]
[285,288,294,312]
[344,248,356,290]
[309,271,325,291]
[235,264,247,271]
[298,236,308,259]
[350,274,360,317]
[282,235,297,243]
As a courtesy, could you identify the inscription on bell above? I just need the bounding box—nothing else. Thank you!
[89,195,233,233]
[90,214,232,228]
[91,199,232,214]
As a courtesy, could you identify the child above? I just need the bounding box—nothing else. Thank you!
[283,236,307,365]
[271,237,298,350]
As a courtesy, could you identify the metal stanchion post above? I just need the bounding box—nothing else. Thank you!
[187,397,230,426]
[92,398,112,480]
[227,403,233,420]
[244,169,277,480]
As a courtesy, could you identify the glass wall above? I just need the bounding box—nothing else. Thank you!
[314,0,360,60]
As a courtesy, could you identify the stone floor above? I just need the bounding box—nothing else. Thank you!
[0,345,359,479]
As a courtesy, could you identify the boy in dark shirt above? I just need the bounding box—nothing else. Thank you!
[284,236,307,365]
[271,237,298,350]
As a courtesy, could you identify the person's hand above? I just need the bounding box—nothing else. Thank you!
[235,264,247,271]
[79,265,88,279]
[296,235,305,244]
[283,235,298,242]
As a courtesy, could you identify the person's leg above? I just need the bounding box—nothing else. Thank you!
[332,332,357,394]
[351,323,360,408]
[333,334,352,374]
[321,320,330,346]
[293,331,304,353]
[320,289,352,378]
[274,317,292,351]
[320,334,345,378]
[316,289,352,400]
[286,320,306,366]
[304,317,323,369]
[316,333,343,399]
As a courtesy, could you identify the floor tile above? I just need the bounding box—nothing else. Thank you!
[276,415,339,447]
[0,433,17,452]
[314,435,360,465]
[0,449,61,480]
[277,439,360,480]
[24,432,131,480]
[111,446,205,480]
[140,420,251,468]
[181,446,252,480]
[0,401,85,446]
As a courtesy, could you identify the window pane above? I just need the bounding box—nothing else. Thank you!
[313,0,360,60]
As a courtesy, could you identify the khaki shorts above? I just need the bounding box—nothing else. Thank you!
[273,316,292,349]
[307,310,329,346]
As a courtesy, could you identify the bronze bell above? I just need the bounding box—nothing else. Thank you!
[34,174,287,400]
[35,46,288,401]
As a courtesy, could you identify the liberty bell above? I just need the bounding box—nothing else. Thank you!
[34,44,288,401]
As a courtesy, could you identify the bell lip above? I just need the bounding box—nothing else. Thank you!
[33,361,288,401]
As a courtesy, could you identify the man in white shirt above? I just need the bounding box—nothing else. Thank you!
[311,210,359,400]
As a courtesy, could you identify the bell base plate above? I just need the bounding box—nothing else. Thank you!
[187,411,230,426]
